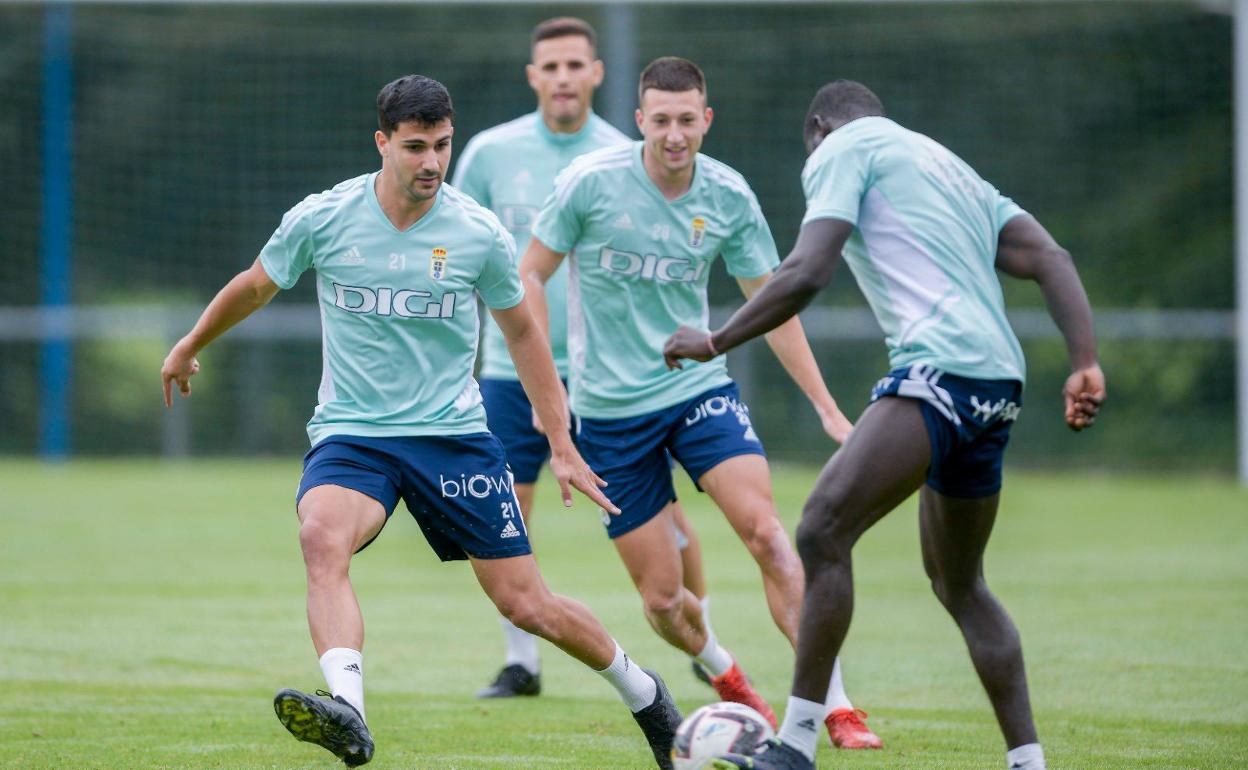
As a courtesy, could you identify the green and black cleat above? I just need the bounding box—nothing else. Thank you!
[710,739,815,770]
[274,688,374,767]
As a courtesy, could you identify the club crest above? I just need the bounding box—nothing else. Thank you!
[690,217,707,247]
[430,247,448,280]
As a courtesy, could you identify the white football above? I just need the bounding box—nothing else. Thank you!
[671,701,775,770]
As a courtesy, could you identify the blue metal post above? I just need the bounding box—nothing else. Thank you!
[39,2,73,460]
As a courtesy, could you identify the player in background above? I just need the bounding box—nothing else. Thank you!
[665,80,1104,770]
[521,58,881,750]
[452,17,715,700]
[160,75,682,770]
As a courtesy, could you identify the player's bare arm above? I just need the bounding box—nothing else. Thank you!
[663,217,852,364]
[995,214,1105,431]
[518,237,570,432]
[735,272,853,444]
[160,258,279,407]
[492,299,619,514]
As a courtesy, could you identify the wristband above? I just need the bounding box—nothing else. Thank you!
[706,334,720,357]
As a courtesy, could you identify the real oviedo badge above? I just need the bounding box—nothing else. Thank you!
[690,217,707,247]
[430,247,448,280]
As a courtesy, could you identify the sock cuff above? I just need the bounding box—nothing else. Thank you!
[319,647,363,666]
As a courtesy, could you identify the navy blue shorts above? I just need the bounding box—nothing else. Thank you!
[577,382,766,539]
[870,364,1023,498]
[296,433,531,561]
[480,377,570,485]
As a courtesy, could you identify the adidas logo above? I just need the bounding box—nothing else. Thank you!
[500,520,522,539]
[343,663,361,675]
[743,427,758,442]
[797,718,817,732]
[339,246,364,265]
[613,213,634,230]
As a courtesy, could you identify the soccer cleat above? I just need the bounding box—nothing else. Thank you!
[475,663,541,698]
[631,668,682,770]
[825,707,882,749]
[710,662,778,730]
[709,739,814,770]
[274,688,374,767]
[691,659,713,687]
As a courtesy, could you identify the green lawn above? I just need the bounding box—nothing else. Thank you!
[1,461,1245,769]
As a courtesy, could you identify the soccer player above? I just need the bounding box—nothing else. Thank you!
[520,57,881,750]
[160,75,683,770]
[664,81,1105,770]
[452,17,715,699]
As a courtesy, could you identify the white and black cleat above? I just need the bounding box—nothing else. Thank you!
[631,668,682,770]
[475,663,541,698]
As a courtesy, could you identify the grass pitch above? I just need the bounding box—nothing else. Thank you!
[1,460,1245,769]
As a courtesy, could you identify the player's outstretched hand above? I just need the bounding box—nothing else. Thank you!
[549,446,620,515]
[817,403,854,445]
[1063,364,1105,431]
[663,326,717,370]
[161,343,201,408]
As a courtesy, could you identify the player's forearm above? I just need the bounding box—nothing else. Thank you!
[761,316,838,414]
[178,270,276,354]
[507,324,573,447]
[1034,253,1098,370]
[712,266,821,354]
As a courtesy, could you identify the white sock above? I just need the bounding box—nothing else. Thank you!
[776,696,823,761]
[596,642,658,712]
[1007,742,1046,770]
[693,633,734,678]
[699,595,715,639]
[822,657,854,714]
[499,616,540,675]
[319,647,365,724]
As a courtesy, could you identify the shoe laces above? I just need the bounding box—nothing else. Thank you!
[828,708,870,729]
[315,689,333,699]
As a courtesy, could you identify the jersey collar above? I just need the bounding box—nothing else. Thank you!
[630,141,701,206]
[534,110,601,148]
[366,170,443,234]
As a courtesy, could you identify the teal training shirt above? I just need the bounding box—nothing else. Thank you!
[452,112,628,380]
[532,142,780,419]
[802,116,1026,382]
[258,173,524,445]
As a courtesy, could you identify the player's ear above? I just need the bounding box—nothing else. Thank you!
[374,130,388,158]
[526,63,539,93]
[590,59,604,88]
[703,106,714,130]
[634,108,644,133]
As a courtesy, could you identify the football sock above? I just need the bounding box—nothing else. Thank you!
[499,616,540,675]
[694,633,734,678]
[596,642,658,712]
[822,657,854,714]
[776,696,823,761]
[1007,742,1046,769]
[699,595,715,639]
[319,647,365,724]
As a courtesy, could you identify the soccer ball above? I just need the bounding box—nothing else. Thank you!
[671,701,775,769]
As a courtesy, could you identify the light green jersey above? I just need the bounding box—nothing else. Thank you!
[258,173,523,445]
[533,142,779,419]
[452,112,628,380]
[802,116,1026,382]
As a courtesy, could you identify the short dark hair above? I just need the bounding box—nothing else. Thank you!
[376,75,455,136]
[531,17,597,53]
[638,57,706,104]
[805,80,885,127]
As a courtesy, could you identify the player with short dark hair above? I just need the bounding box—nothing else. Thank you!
[161,74,682,770]
[666,79,1105,770]
[521,57,882,751]
[453,17,716,701]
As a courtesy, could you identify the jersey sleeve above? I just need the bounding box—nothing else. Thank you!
[530,163,588,254]
[801,137,871,227]
[722,190,781,279]
[451,137,490,207]
[257,200,316,289]
[989,184,1026,232]
[476,225,525,310]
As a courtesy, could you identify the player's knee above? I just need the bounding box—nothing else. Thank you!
[742,516,794,566]
[795,510,851,569]
[930,574,987,612]
[494,590,549,636]
[298,518,352,573]
[641,584,684,620]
